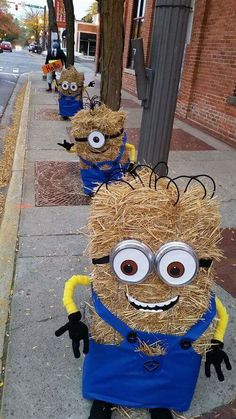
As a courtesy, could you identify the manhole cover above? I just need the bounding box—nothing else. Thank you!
[35,161,90,206]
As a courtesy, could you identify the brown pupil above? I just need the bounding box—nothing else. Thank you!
[121,260,138,276]
[167,261,185,278]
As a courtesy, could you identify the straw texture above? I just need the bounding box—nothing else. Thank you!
[87,170,222,356]
[58,65,84,97]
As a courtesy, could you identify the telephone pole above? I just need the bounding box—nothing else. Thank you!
[132,0,193,174]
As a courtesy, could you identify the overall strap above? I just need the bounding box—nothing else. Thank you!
[92,290,133,338]
[184,294,216,341]
[80,132,127,169]
[111,132,127,165]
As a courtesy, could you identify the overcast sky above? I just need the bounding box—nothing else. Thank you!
[9,0,94,20]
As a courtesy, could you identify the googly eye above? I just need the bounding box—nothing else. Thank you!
[111,240,153,283]
[61,81,69,90]
[155,242,199,286]
[70,82,78,92]
[87,131,106,149]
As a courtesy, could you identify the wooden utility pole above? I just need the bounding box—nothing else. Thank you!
[134,0,193,172]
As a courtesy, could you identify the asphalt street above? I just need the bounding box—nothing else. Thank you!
[0,49,44,117]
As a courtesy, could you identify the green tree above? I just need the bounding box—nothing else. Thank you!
[82,1,98,23]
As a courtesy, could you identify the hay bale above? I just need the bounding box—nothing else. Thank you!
[70,104,129,167]
[58,65,84,97]
[87,169,222,355]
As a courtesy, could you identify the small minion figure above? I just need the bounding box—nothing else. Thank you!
[55,167,231,419]
[58,104,136,195]
[57,66,87,119]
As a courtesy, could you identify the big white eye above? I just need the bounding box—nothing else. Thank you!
[61,81,69,90]
[110,240,153,283]
[155,242,199,286]
[87,131,106,149]
[70,82,78,92]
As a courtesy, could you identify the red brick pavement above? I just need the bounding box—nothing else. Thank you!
[125,128,216,151]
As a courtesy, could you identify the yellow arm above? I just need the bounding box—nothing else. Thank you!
[63,275,90,315]
[125,143,136,163]
[213,297,229,342]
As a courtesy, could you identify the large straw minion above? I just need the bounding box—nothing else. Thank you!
[55,167,231,419]
[57,66,92,119]
[58,104,136,196]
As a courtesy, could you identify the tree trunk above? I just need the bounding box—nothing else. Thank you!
[63,0,75,67]
[99,0,125,111]
[46,0,58,48]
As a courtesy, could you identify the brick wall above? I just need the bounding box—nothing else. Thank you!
[122,0,155,92]
[176,0,236,143]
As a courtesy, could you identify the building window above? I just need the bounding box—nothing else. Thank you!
[127,0,146,68]
[79,32,96,57]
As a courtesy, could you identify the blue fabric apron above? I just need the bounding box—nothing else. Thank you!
[79,133,129,195]
[58,94,83,117]
[83,291,216,411]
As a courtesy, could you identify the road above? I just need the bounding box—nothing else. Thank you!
[0,49,44,117]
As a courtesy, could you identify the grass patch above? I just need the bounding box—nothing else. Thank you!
[0,82,27,222]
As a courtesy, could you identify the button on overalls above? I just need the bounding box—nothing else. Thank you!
[83,291,216,411]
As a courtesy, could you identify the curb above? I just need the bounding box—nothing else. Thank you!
[0,78,30,379]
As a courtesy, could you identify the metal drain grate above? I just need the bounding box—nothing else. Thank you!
[35,161,90,206]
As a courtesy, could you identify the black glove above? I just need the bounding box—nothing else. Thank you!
[57,140,74,151]
[55,311,89,358]
[127,162,137,174]
[205,339,232,381]
[88,80,95,87]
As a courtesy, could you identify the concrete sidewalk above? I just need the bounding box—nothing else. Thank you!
[0,65,235,419]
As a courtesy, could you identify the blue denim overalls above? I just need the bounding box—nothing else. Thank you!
[58,94,83,117]
[79,133,130,195]
[83,291,216,411]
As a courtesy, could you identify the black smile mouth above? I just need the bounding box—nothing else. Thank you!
[126,292,180,312]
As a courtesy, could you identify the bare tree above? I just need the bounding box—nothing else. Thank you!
[63,0,74,67]
[46,0,58,48]
[98,0,125,110]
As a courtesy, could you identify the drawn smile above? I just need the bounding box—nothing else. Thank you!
[126,293,179,312]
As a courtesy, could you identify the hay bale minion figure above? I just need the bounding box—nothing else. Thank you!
[55,167,231,419]
[58,104,136,196]
[57,65,94,119]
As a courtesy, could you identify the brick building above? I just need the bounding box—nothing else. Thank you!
[54,0,98,57]
[122,0,236,145]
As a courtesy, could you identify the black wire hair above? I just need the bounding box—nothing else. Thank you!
[83,88,102,111]
[94,162,216,205]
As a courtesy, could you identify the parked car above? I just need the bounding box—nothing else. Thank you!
[28,43,42,54]
[0,45,3,53]
[0,41,12,52]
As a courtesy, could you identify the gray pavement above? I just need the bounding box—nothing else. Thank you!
[0,68,235,419]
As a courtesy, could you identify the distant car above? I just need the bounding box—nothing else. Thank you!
[28,43,35,52]
[29,43,42,54]
[0,41,12,52]
[0,45,3,53]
